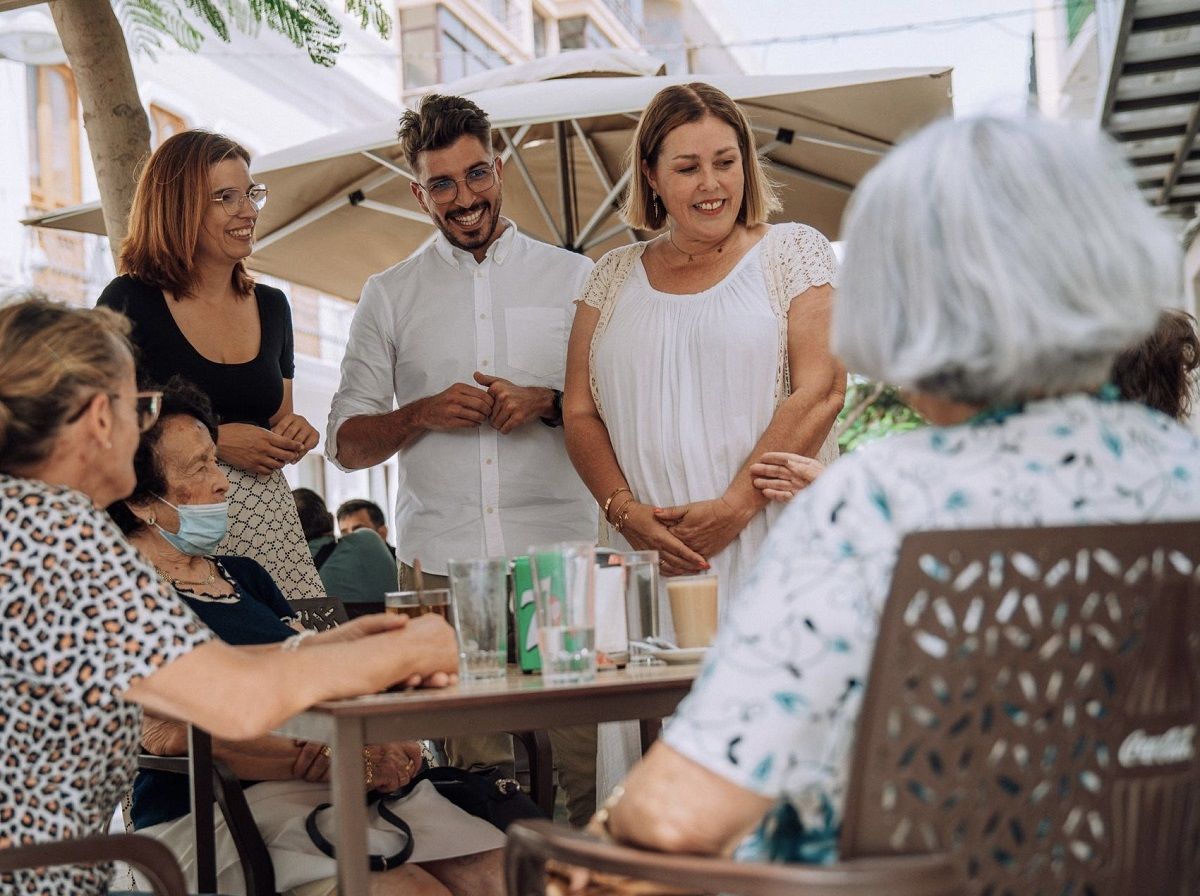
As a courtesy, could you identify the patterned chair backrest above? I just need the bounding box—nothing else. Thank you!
[287,594,350,632]
[842,522,1200,896]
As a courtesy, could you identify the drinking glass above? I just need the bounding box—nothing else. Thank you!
[447,558,509,680]
[384,588,451,622]
[613,550,660,665]
[529,542,596,685]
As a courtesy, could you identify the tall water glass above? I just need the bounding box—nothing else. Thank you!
[529,542,596,685]
[447,557,509,680]
[616,550,660,665]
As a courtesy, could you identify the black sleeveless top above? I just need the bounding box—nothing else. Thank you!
[97,275,295,427]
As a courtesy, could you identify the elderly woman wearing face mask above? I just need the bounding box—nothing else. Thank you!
[107,378,505,896]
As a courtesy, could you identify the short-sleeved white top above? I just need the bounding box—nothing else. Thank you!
[583,223,839,611]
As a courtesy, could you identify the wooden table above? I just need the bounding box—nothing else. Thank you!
[274,664,698,895]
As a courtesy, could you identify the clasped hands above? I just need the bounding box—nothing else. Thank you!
[618,495,756,578]
[420,371,553,434]
[291,738,424,793]
[217,415,319,475]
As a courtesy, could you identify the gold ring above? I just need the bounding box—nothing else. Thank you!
[320,745,331,758]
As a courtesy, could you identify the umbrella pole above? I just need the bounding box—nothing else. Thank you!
[554,121,576,251]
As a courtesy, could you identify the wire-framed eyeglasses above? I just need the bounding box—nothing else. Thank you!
[134,391,163,432]
[212,184,268,216]
[420,161,497,205]
[65,389,162,433]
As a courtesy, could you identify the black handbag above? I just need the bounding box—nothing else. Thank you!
[412,764,546,831]
[303,763,546,868]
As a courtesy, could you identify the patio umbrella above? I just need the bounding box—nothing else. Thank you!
[26,66,951,301]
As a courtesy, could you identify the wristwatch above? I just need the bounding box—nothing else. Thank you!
[541,389,564,428]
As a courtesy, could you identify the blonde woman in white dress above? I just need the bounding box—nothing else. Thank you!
[564,82,846,613]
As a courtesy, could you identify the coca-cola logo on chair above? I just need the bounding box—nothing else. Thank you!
[1118,724,1196,768]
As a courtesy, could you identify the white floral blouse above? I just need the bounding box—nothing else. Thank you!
[662,393,1200,863]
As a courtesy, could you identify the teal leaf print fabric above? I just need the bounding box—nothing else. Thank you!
[662,395,1200,864]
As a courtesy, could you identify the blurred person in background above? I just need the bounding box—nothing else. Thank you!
[338,497,396,557]
[294,487,398,612]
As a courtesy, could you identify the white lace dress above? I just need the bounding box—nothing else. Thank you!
[585,223,840,623]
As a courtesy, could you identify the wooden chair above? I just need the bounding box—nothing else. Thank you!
[0,832,188,895]
[507,522,1200,895]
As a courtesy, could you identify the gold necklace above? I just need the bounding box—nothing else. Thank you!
[667,229,732,263]
[155,558,217,588]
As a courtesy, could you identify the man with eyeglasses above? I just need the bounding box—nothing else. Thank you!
[326,93,599,826]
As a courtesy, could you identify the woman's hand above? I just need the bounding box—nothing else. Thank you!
[749,452,826,502]
[652,498,755,570]
[291,740,333,782]
[217,422,303,474]
[366,740,424,793]
[619,503,708,576]
[271,413,320,462]
[307,612,408,646]
[393,614,460,689]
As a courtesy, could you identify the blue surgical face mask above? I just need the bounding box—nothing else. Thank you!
[154,494,229,556]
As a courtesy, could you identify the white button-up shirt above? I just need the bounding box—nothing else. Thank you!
[326,222,597,574]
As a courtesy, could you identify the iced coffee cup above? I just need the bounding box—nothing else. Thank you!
[665,574,718,648]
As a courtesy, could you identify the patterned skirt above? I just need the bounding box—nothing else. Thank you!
[216,462,325,600]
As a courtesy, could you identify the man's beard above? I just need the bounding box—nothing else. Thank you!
[438,195,501,253]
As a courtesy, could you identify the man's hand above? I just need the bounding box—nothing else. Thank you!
[418,383,494,431]
[473,371,555,434]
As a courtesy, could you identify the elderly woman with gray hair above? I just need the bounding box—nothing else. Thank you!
[579,115,1200,869]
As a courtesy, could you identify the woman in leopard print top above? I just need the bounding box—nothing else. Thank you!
[0,298,458,895]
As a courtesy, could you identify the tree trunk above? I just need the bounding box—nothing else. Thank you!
[48,0,150,267]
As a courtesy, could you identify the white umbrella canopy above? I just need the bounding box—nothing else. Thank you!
[25,66,952,302]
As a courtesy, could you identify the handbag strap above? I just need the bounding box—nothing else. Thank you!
[304,791,414,871]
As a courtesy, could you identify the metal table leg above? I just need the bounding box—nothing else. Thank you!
[188,726,216,894]
[332,719,369,895]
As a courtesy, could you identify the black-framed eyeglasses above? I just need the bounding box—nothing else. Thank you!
[420,161,497,205]
[212,184,268,216]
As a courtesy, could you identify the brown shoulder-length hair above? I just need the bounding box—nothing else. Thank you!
[621,82,781,232]
[1111,307,1200,420]
[119,130,255,298]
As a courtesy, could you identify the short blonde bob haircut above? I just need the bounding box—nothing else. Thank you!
[120,130,255,299]
[0,297,132,471]
[833,115,1183,406]
[621,82,781,232]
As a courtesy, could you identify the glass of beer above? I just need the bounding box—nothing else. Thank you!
[385,588,451,622]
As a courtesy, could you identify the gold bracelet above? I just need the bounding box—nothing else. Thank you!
[602,486,632,523]
[613,499,636,533]
[592,784,625,839]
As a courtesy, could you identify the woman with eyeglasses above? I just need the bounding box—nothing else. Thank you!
[0,298,459,895]
[98,129,325,599]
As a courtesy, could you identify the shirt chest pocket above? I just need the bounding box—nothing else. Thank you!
[505,307,567,381]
